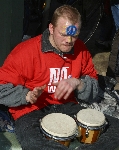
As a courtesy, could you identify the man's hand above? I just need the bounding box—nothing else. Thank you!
[26,85,46,104]
[53,78,83,100]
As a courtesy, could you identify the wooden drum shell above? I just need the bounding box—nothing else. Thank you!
[76,109,107,144]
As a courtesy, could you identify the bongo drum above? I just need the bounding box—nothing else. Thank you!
[76,108,107,144]
[40,113,77,147]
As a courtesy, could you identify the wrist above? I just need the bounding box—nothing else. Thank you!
[76,79,84,91]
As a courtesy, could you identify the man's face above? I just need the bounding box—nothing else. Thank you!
[49,17,80,53]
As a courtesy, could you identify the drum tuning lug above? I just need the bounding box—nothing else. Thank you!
[85,128,89,138]
[39,119,42,122]
[76,127,79,136]
[76,132,79,136]
[105,120,108,125]
[85,133,89,138]
[74,115,77,120]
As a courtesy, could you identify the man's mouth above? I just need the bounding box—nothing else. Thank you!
[63,44,73,47]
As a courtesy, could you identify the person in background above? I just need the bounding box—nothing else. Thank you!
[0,4,99,150]
[95,0,116,49]
[106,0,119,88]
[111,0,119,31]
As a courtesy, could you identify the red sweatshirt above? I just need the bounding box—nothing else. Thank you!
[0,35,97,120]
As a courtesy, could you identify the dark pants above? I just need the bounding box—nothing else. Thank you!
[15,102,83,150]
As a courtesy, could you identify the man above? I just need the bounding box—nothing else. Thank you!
[0,5,98,150]
[111,0,119,31]
[106,0,119,86]
[95,0,115,49]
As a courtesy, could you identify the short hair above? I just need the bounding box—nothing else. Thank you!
[51,5,81,29]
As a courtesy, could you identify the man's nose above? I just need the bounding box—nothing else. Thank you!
[66,36,72,43]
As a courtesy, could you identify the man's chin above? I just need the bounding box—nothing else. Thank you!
[60,47,72,53]
[60,49,72,53]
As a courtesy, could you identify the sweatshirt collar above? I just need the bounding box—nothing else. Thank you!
[41,29,74,57]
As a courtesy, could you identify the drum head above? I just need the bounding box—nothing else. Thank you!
[77,108,105,126]
[40,113,77,138]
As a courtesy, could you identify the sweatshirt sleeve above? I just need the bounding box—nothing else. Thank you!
[75,75,99,104]
[0,83,30,107]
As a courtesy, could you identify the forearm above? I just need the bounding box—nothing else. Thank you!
[0,83,29,107]
[75,75,99,104]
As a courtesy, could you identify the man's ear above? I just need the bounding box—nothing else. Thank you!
[49,23,54,34]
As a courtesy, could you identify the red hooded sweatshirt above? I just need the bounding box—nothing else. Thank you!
[0,35,97,120]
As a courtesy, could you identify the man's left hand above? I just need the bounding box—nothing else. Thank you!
[52,78,83,100]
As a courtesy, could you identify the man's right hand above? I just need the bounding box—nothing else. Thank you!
[26,85,46,104]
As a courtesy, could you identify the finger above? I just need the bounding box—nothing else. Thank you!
[57,86,73,100]
[54,84,65,99]
[30,93,37,104]
[32,90,39,97]
[41,84,46,89]
[33,85,46,95]
[57,90,67,100]
[29,98,37,104]
[52,82,58,86]
[63,87,73,100]
[55,84,70,100]
[34,85,46,91]
[31,92,36,99]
